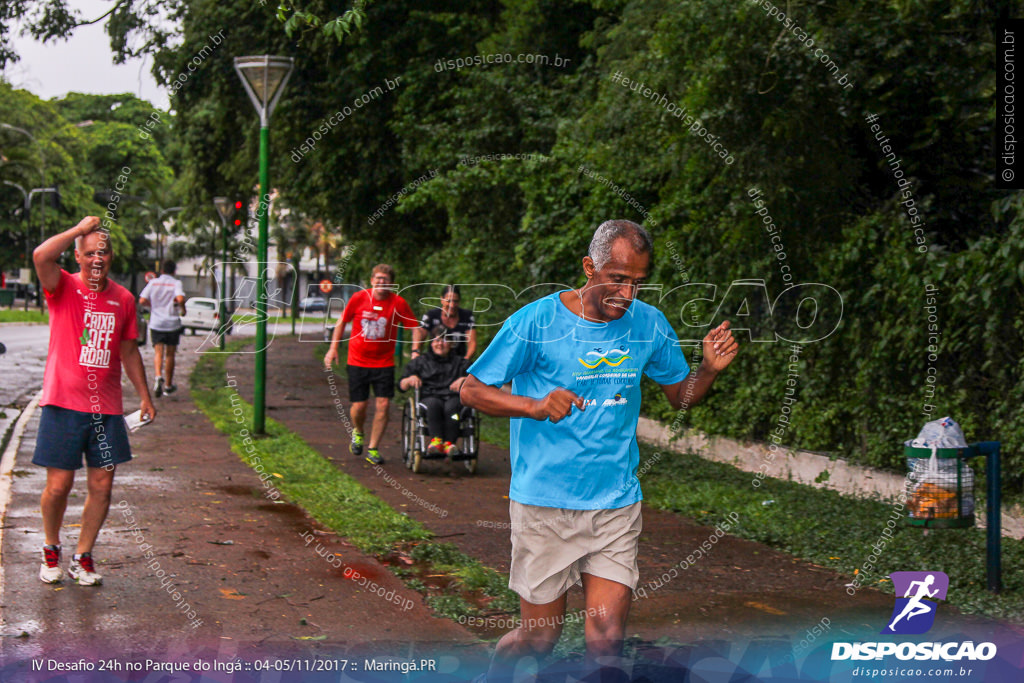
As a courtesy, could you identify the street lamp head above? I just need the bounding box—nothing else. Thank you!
[214,196,234,223]
[233,55,295,126]
[0,122,35,142]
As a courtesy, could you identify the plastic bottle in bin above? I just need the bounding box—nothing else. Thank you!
[905,416,974,519]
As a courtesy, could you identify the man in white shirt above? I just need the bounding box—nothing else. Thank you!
[139,260,186,397]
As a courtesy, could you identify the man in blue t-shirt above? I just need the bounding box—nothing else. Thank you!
[462,219,738,678]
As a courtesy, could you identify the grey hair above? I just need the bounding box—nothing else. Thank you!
[75,230,111,252]
[588,220,653,271]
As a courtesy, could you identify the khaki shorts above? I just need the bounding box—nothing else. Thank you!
[508,501,642,605]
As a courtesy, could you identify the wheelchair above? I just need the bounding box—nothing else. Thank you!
[401,386,480,474]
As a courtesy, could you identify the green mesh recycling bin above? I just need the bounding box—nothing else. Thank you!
[905,445,975,529]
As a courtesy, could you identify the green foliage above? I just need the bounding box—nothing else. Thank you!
[0,83,137,271]
[453,564,520,612]
[0,84,180,279]
[408,541,465,570]
[278,0,370,41]
[425,594,475,621]
[404,577,427,592]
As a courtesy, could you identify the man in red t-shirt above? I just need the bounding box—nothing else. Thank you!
[324,264,417,465]
[31,216,156,586]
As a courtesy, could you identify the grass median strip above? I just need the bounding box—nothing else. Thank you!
[0,310,48,323]
[189,341,520,633]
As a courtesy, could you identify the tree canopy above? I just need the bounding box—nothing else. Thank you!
[0,85,175,275]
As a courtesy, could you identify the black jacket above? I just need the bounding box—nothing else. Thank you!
[400,351,471,399]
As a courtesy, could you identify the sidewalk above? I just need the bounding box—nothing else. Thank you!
[0,334,483,679]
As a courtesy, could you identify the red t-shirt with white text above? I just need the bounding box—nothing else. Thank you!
[41,269,138,414]
[341,289,417,368]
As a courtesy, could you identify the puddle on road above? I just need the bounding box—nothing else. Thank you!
[214,484,259,497]
[255,499,314,533]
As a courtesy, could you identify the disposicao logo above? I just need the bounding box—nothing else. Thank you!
[831,570,997,662]
[883,570,948,635]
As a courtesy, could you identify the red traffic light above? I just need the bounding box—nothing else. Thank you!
[235,201,243,210]
[234,219,242,226]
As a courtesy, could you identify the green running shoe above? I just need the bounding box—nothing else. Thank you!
[349,430,364,456]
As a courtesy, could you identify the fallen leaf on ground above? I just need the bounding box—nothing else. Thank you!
[743,601,786,615]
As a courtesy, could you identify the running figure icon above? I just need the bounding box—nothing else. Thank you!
[888,574,938,631]
[882,571,949,635]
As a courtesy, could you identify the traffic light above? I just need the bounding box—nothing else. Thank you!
[234,200,243,227]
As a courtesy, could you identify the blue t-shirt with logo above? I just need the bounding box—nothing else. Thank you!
[469,291,690,510]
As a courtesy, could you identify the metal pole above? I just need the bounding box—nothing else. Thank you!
[38,187,45,311]
[291,250,298,335]
[982,442,1002,593]
[23,193,30,312]
[254,125,270,434]
[219,216,229,351]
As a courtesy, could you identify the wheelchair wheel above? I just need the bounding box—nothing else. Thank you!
[405,392,424,473]
[407,397,423,473]
[463,408,480,474]
[402,397,414,469]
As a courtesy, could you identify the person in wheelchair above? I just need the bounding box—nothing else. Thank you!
[398,325,471,457]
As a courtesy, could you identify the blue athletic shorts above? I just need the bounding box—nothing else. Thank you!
[32,405,133,470]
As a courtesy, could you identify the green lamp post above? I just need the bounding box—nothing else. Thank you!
[233,55,294,434]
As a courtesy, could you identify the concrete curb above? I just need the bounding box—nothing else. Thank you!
[0,389,41,603]
[636,416,1024,538]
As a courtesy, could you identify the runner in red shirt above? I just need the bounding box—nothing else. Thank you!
[323,264,417,464]
[32,216,156,586]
